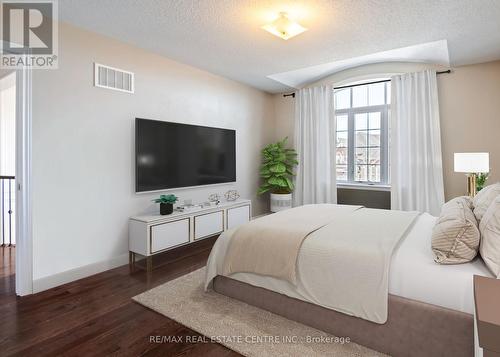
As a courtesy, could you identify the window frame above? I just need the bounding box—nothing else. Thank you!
[334,82,390,186]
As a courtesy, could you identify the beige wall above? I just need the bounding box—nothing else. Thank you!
[273,60,500,201]
[274,93,295,145]
[32,23,275,283]
[438,61,500,199]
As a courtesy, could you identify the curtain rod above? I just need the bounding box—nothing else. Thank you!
[282,69,451,98]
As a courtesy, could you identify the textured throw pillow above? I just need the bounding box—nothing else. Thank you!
[473,183,500,222]
[479,195,500,278]
[432,196,480,264]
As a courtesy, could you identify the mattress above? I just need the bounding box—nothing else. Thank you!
[389,212,492,314]
[223,213,493,315]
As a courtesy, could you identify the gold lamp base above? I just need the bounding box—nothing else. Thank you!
[466,173,477,197]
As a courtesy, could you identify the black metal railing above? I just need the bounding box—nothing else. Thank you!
[1,176,15,246]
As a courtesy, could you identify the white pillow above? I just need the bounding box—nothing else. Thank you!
[473,183,500,222]
[432,196,480,264]
[479,195,500,278]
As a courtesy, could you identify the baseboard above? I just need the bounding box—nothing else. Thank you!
[32,213,266,294]
[252,212,271,219]
[33,253,129,293]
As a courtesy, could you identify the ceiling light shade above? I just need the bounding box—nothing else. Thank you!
[454,152,490,173]
[262,12,307,40]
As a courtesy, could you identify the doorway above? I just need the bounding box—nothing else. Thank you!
[0,71,16,290]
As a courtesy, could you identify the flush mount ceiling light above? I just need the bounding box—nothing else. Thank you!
[261,12,307,40]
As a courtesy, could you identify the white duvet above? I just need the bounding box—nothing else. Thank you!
[206,206,419,324]
[206,212,494,321]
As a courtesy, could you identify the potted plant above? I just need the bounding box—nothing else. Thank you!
[153,194,178,215]
[477,172,489,192]
[258,137,298,212]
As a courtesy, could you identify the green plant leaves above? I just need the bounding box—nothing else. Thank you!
[476,172,489,192]
[269,163,286,173]
[152,194,178,204]
[258,185,271,195]
[267,176,285,186]
[258,137,298,195]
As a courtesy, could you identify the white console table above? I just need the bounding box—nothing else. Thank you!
[129,199,252,271]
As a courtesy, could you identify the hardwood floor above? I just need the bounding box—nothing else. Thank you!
[0,238,240,356]
[0,245,15,278]
[0,246,15,305]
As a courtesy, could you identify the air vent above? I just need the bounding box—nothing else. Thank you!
[94,63,134,93]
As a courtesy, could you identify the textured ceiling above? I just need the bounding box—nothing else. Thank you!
[59,0,500,93]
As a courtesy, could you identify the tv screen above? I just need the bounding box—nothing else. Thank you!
[135,118,236,192]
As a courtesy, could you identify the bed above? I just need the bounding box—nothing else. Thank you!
[205,205,493,357]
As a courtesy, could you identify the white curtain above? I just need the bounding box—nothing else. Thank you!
[390,69,445,215]
[293,85,337,206]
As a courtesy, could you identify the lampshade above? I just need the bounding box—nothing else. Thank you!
[454,153,489,173]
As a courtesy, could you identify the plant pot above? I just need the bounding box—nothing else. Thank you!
[270,193,292,212]
[160,203,173,215]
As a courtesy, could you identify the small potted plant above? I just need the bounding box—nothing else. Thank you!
[258,137,298,212]
[476,172,489,192]
[153,194,178,215]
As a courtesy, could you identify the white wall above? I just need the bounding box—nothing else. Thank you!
[31,23,275,284]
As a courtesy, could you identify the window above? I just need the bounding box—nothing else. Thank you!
[335,81,390,185]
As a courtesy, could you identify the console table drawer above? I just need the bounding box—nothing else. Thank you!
[194,211,224,240]
[227,205,250,229]
[150,218,190,253]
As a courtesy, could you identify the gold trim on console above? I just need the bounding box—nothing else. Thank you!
[193,210,225,241]
[226,204,251,230]
[149,217,191,255]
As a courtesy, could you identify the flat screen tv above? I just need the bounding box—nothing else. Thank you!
[135,118,236,192]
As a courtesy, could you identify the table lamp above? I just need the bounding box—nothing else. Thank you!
[454,153,489,197]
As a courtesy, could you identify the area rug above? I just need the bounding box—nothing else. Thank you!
[133,268,387,357]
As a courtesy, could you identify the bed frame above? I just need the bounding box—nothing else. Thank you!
[213,275,473,357]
